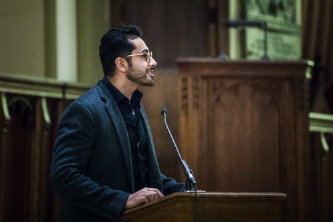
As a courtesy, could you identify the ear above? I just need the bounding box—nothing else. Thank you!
[115,57,128,73]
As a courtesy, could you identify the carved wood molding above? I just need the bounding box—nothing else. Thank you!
[180,76,200,111]
[209,79,281,111]
[180,76,189,110]
[295,77,306,109]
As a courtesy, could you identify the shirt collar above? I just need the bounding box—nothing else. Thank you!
[102,76,143,109]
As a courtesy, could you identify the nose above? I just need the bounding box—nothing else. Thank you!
[149,56,157,67]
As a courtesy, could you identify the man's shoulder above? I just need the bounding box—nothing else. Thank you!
[78,80,113,102]
[79,86,99,100]
[65,81,119,117]
[65,85,104,113]
[72,87,99,106]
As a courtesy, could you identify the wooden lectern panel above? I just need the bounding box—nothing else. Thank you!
[121,192,287,222]
[176,59,312,221]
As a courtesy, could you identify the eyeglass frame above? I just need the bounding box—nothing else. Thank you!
[126,51,153,63]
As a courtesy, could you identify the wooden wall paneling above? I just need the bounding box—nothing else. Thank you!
[207,0,230,57]
[307,0,320,60]
[0,95,70,221]
[0,93,11,220]
[302,0,333,122]
[321,142,333,221]
[112,0,209,67]
[0,73,90,221]
[310,131,333,221]
[319,0,330,65]
[295,77,313,220]
[28,96,40,220]
[199,76,210,190]
[28,97,53,220]
[39,97,53,220]
[139,69,183,181]
[178,74,207,187]
[208,0,218,56]
[110,0,213,181]
[178,76,189,181]
[278,78,297,220]
[311,133,321,220]
[205,78,281,192]
[321,135,333,221]
[328,5,333,85]
[48,99,68,222]
[4,95,35,221]
[199,75,209,189]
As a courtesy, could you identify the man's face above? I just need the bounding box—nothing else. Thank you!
[126,38,157,87]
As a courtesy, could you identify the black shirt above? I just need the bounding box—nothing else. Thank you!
[102,76,148,192]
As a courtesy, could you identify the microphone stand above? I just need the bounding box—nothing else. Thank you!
[161,108,197,196]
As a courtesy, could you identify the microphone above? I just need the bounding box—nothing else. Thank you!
[161,107,167,116]
[161,107,197,193]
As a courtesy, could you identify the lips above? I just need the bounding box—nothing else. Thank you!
[147,69,154,77]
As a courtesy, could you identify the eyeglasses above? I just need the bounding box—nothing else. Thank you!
[126,51,153,63]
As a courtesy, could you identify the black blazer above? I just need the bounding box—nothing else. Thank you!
[50,80,184,221]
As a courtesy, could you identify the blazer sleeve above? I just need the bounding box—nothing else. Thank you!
[160,173,185,195]
[50,101,129,221]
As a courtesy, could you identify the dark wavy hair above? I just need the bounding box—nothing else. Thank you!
[99,25,142,76]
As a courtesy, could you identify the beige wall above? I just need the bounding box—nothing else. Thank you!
[0,0,110,84]
[0,0,45,77]
[77,0,110,85]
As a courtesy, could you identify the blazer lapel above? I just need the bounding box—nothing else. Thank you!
[96,81,134,191]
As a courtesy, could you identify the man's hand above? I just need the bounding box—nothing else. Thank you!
[125,187,164,209]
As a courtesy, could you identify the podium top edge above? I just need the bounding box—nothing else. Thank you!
[122,192,287,216]
[172,191,287,198]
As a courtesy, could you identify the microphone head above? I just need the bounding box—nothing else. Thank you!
[161,107,168,115]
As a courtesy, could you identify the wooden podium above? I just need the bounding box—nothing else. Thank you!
[120,192,287,222]
[176,58,312,221]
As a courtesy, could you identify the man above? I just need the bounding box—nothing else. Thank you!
[50,25,185,222]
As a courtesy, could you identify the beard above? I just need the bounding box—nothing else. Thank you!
[126,67,155,87]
